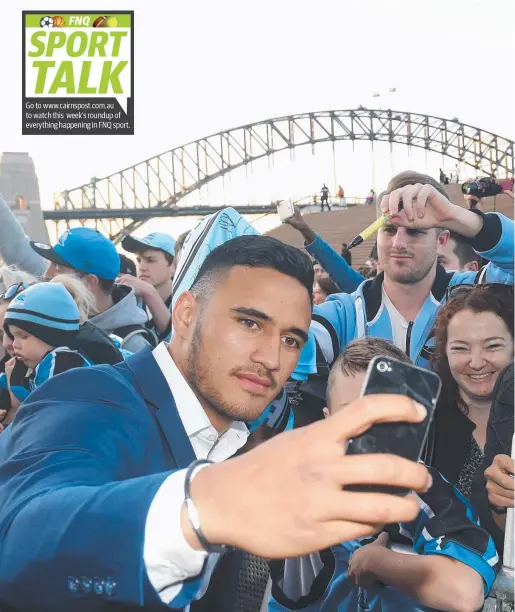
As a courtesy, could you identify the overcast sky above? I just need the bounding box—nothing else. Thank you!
[1,0,514,220]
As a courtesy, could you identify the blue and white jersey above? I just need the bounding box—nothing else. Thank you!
[269,466,499,612]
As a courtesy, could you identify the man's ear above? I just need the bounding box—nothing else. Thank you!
[322,407,330,419]
[437,229,450,248]
[80,274,99,292]
[464,260,479,272]
[171,291,197,339]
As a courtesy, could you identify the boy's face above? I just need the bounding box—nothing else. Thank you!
[136,249,174,288]
[324,370,366,418]
[10,326,54,368]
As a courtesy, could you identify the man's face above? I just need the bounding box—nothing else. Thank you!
[324,370,366,418]
[437,237,461,271]
[377,225,442,284]
[183,266,312,423]
[437,238,479,272]
[313,264,326,280]
[136,249,174,287]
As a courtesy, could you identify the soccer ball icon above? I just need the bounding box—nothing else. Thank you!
[40,16,54,28]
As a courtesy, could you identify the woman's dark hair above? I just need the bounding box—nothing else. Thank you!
[432,286,514,411]
[316,276,339,298]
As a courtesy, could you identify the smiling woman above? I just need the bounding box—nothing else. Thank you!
[430,284,514,498]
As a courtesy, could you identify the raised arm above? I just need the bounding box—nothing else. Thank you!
[0,193,47,276]
[281,205,364,292]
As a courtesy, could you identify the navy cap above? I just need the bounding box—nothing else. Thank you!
[122,232,176,258]
[31,228,120,281]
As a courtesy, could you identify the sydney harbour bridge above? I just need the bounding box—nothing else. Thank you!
[45,108,514,243]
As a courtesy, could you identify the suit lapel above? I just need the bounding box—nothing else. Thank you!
[124,348,196,469]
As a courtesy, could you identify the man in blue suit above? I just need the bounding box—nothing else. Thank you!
[0,235,430,611]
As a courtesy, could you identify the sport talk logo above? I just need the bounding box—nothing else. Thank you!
[39,15,119,28]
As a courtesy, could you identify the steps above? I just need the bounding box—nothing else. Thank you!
[266,187,514,270]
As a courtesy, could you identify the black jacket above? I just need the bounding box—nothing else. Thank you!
[430,397,476,486]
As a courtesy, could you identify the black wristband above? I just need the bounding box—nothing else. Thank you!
[488,501,508,515]
[184,459,231,554]
[461,208,502,252]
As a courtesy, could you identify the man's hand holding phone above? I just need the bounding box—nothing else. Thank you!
[184,394,431,558]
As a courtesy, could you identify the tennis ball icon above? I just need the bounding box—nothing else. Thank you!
[105,15,118,27]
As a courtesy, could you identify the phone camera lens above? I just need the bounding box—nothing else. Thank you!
[377,361,389,373]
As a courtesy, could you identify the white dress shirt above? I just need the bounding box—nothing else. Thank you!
[144,342,249,604]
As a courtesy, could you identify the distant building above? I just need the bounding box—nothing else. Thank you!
[0,152,49,244]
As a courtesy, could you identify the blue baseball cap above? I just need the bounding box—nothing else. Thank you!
[121,232,176,258]
[30,227,120,281]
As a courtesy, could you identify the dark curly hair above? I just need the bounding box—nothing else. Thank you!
[431,286,514,411]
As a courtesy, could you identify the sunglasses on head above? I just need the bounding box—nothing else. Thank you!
[0,282,30,301]
[445,283,514,302]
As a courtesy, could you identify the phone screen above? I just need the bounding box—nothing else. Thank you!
[345,356,442,495]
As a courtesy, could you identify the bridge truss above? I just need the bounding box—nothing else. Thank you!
[51,109,514,243]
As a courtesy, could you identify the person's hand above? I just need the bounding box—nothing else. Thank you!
[485,454,514,509]
[116,274,154,299]
[274,202,306,230]
[380,183,483,237]
[348,532,389,588]
[186,394,431,558]
[274,202,316,243]
[4,358,16,386]
[380,184,459,229]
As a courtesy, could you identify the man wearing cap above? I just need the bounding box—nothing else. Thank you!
[29,228,154,353]
[120,232,177,340]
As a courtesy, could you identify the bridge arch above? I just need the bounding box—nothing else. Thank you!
[53,109,514,242]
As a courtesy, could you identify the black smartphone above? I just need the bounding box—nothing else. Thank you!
[345,356,442,495]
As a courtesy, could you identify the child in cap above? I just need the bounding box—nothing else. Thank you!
[119,231,177,342]
[1,278,122,422]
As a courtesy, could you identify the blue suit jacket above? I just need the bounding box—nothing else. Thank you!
[0,348,219,611]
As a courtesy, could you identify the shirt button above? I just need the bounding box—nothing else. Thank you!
[208,433,217,442]
[80,577,93,594]
[104,579,117,597]
[68,577,80,594]
[93,578,105,596]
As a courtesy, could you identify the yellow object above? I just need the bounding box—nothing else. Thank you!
[105,15,118,27]
[358,212,392,241]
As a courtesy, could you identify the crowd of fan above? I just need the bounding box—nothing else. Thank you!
[0,169,512,612]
